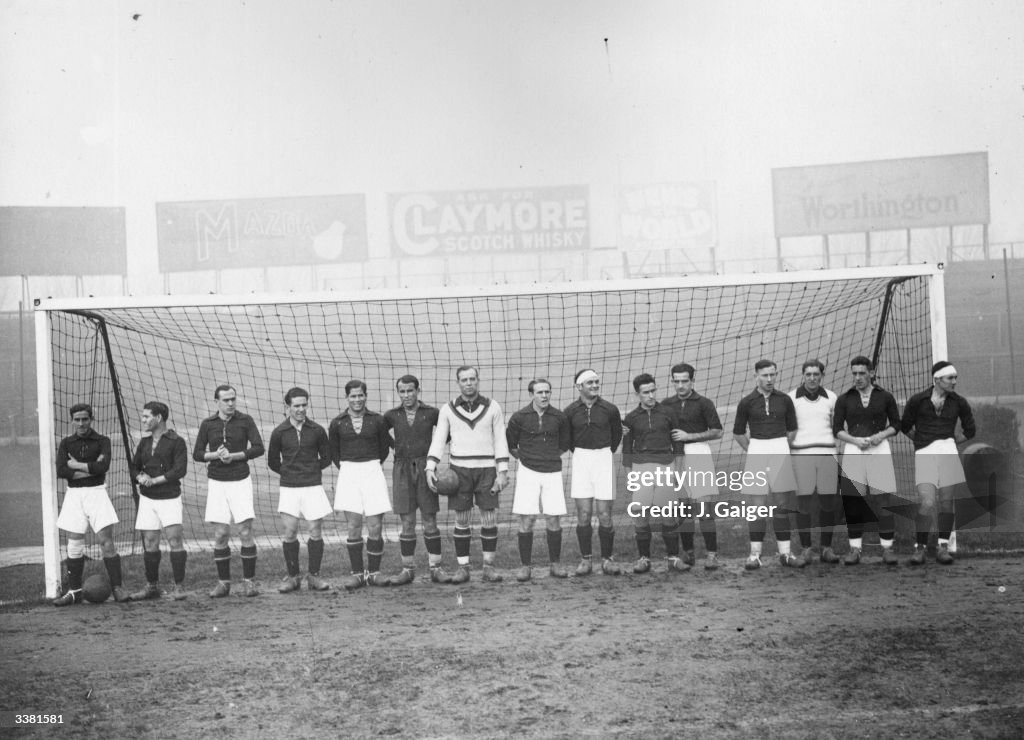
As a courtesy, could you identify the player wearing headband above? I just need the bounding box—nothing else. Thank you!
[661,363,724,570]
[900,361,976,565]
[733,359,803,570]
[564,369,624,575]
[507,379,571,581]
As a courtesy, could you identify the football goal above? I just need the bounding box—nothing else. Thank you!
[35,264,945,596]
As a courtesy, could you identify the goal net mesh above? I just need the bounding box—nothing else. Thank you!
[44,272,933,556]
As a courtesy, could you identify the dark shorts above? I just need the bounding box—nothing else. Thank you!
[448,465,499,512]
[392,457,440,516]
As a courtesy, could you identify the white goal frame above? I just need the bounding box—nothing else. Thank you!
[35,263,946,598]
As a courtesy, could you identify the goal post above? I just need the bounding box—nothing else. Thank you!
[35,264,945,597]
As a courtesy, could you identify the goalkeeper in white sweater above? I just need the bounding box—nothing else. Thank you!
[426,365,510,584]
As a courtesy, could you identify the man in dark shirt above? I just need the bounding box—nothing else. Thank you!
[623,373,687,574]
[329,380,393,590]
[383,374,450,585]
[130,401,189,601]
[507,379,571,581]
[900,361,976,565]
[732,359,802,570]
[833,356,901,566]
[268,387,333,593]
[661,362,724,571]
[194,384,265,598]
[52,403,131,605]
[564,369,623,576]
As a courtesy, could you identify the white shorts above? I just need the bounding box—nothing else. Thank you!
[674,443,718,500]
[204,478,256,524]
[512,464,567,516]
[334,460,392,517]
[569,448,614,501]
[56,485,119,534]
[791,448,839,496]
[135,495,184,530]
[839,440,897,494]
[915,438,967,489]
[744,438,796,495]
[278,485,333,521]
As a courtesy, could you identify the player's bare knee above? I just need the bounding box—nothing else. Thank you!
[239,520,255,547]
[400,514,417,538]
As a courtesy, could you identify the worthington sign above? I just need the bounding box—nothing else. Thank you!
[771,152,989,238]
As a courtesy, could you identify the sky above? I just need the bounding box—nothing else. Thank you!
[1,0,1023,299]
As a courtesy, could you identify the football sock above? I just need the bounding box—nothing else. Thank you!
[240,545,257,579]
[937,512,955,541]
[366,537,384,573]
[346,538,365,573]
[399,535,417,567]
[481,527,499,565]
[849,537,863,550]
[424,531,442,555]
[66,555,85,591]
[778,540,792,556]
[424,532,443,568]
[772,510,791,544]
[170,550,187,584]
[635,528,652,559]
[679,517,695,553]
[819,502,835,547]
[307,538,324,575]
[749,515,766,543]
[453,526,471,564]
[750,541,763,557]
[879,537,894,549]
[576,523,593,558]
[546,528,562,563]
[661,523,680,557]
[103,555,123,588]
[699,516,718,552]
[796,510,812,548]
[282,540,300,576]
[598,525,615,559]
[518,531,534,566]
[144,550,161,584]
[213,547,231,581]
[915,514,931,546]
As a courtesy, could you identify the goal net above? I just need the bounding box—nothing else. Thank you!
[36,265,942,593]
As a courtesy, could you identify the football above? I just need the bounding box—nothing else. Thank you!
[435,467,461,496]
[82,574,112,604]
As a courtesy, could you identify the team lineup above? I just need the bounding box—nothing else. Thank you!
[50,356,976,604]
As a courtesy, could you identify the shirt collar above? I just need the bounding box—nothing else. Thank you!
[796,386,826,401]
[457,395,486,412]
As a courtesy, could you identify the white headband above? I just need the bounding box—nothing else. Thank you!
[933,365,957,379]
[575,370,600,385]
